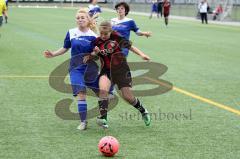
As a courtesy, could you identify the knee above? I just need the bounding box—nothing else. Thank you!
[77,92,86,100]
[99,89,109,98]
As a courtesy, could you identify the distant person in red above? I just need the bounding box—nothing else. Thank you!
[213,4,223,20]
[163,0,171,26]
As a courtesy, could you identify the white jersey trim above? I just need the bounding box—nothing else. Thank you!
[68,28,97,41]
[88,4,100,10]
[111,17,133,25]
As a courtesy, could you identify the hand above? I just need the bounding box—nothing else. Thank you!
[93,46,100,53]
[144,32,152,38]
[83,55,91,64]
[142,54,151,61]
[43,50,54,58]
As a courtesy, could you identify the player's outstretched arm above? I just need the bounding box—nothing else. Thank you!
[136,31,152,38]
[130,46,150,61]
[83,46,100,63]
[43,48,68,58]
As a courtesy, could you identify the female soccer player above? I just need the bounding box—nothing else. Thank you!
[149,0,160,19]
[88,0,102,34]
[157,0,163,17]
[43,9,99,131]
[88,0,102,17]
[111,2,152,56]
[163,0,171,26]
[84,21,151,129]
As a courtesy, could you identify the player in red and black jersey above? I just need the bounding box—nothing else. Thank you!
[84,21,151,128]
[93,30,129,73]
[163,0,171,26]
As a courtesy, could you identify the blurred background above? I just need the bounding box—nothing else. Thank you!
[9,0,240,22]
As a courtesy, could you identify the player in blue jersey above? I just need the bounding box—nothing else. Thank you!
[149,0,160,19]
[88,0,102,18]
[88,0,102,34]
[111,2,152,56]
[43,9,99,131]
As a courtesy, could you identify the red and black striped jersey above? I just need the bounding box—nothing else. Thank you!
[93,31,132,70]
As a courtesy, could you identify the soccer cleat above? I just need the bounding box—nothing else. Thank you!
[142,109,151,126]
[77,121,87,130]
[96,117,108,129]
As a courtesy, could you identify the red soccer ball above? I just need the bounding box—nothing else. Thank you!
[98,136,119,157]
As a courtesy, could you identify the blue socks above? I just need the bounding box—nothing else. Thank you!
[78,100,87,122]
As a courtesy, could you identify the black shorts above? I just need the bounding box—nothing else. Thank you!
[0,16,3,27]
[99,62,132,90]
[158,3,162,13]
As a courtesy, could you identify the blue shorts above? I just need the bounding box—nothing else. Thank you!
[69,63,99,96]
[152,4,158,12]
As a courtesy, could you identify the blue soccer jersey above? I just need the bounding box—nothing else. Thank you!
[111,17,140,56]
[63,28,97,69]
[88,4,102,17]
[63,28,99,95]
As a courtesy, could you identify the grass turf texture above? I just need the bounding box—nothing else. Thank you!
[0,8,240,159]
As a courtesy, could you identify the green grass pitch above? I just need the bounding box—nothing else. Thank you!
[0,7,240,159]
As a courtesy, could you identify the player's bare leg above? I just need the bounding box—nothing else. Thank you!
[97,75,111,129]
[149,12,153,19]
[120,87,151,126]
[164,17,169,26]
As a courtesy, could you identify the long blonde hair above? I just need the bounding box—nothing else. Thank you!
[76,8,98,33]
